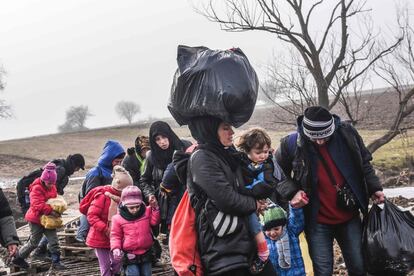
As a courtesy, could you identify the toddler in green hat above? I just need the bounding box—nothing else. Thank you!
[261,203,306,276]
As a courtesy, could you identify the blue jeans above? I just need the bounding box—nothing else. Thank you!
[248,213,262,235]
[125,261,151,276]
[38,236,48,247]
[76,214,89,242]
[306,216,365,276]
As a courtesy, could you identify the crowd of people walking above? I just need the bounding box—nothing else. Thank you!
[6,106,387,276]
[4,44,403,276]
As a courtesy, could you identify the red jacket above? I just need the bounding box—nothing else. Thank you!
[25,178,57,224]
[86,186,121,249]
[110,206,160,255]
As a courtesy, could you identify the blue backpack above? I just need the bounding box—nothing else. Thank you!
[286,132,298,157]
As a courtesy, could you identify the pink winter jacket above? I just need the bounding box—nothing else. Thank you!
[110,206,160,255]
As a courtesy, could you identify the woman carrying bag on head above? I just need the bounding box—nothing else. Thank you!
[186,116,273,276]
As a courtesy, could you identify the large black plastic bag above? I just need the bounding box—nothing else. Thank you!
[168,45,258,127]
[363,200,414,275]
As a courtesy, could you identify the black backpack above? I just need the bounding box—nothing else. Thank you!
[16,168,43,206]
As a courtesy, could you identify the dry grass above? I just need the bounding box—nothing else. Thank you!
[0,125,191,170]
[0,125,412,175]
[359,129,414,170]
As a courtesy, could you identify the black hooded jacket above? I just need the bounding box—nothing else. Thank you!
[187,117,256,275]
[53,158,76,195]
[122,147,145,187]
[139,121,191,199]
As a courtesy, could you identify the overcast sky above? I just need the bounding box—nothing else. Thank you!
[0,0,402,141]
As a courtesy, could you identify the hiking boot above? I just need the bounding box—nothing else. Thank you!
[51,262,66,270]
[162,235,169,246]
[75,237,86,244]
[50,253,66,270]
[12,257,29,270]
[249,256,269,275]
[32,245,49,260]
[152,259,164,268]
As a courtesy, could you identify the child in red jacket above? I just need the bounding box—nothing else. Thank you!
[12,162,65,270]
[86,165,133,276]
[111,186,160,276]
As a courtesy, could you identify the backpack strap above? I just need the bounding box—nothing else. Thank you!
[188,150,207,214]
[287,132,298,157]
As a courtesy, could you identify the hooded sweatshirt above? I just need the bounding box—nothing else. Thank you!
[80,140,125,199]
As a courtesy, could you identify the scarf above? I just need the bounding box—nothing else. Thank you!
[149,121,184,170]
[188,116,240,172]
[105,192,121,227]
[276,227,291,269]
[119,204,146,221]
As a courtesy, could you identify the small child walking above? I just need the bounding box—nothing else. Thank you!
[262,203,305,276]
[236,127,279,273]
[86,165,133,276]
[111,186,160,276]
[12,162,65,270]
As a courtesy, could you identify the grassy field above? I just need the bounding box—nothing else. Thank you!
[360,129,414,170]
[0,124,412,177]
[262,129,414,171]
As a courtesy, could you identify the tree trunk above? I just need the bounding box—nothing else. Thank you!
[367,130,399,154]
[317,85,330,108]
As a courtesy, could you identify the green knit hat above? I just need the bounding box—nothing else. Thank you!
[261,205,287,231]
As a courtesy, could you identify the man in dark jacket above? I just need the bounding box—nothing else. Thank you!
[54,154,86,195]
[122,135,150,187]
[76,140,125,243]
[16,154,85,215]
[276,106,385,276]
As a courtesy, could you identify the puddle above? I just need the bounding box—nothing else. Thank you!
[0,178,18,189]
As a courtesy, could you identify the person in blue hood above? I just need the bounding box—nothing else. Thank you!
[76,140,125,243]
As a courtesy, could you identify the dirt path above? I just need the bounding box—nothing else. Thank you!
[0,154,48,179]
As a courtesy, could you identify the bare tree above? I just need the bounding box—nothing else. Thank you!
[367,12,414,153]
[58,105,92,133]
[261,51,318,124]
[261,48,378,125]
[0,65,12,119]
[199,0,402,109]
[115,101,140,124]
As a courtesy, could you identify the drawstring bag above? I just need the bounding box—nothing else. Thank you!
[169,191,204,276]
[363,200,414,275]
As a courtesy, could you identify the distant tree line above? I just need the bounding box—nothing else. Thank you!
[58,101,140,133]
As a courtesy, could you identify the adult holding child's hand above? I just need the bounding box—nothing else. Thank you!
[276,106,385,276]
[290,190,309,208]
